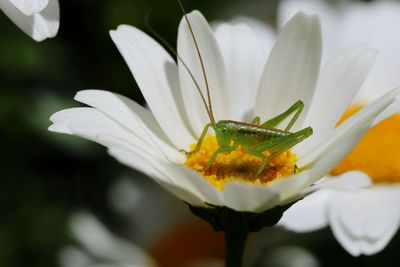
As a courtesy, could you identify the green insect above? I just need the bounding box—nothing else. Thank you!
[160,1,313,176]
[187,101,312,176]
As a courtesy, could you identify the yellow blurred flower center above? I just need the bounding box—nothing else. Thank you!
[331,104,400,183]
[184,135,297,190]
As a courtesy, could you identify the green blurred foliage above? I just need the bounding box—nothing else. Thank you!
[1,0,400,267]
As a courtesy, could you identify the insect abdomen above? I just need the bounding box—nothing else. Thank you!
[237,125,289,139]
[221,120,289,147]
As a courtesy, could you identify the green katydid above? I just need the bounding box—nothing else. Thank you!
[187,101,313,177]
[155,1,314,177]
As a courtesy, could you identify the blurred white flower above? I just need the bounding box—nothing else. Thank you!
[262,246,319,267]
[49,10,398,214]
[278,0,400,256]
[59,212,223,267]
[108,177,189,247]
[59,212,159,267]
[279,0,400,102]
[0,0,59,41]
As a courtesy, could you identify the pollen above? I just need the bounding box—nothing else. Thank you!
[184,136,297,190]
[331,104,400,183]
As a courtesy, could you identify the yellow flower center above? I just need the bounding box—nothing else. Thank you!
[184,135,297,190]
[331,104,400,183]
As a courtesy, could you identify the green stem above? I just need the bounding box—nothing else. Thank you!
[225,231,248,267]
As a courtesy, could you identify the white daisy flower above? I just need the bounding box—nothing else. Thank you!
[49,10,399,214]
[278,0,400,256]
[0,0,59,41]
[59,212,223,267]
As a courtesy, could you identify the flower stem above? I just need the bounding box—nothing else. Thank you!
[225,231,248,267]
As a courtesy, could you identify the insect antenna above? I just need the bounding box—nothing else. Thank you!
[145,11,215,124]
[177,0,215,124]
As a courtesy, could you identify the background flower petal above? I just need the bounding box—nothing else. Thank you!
[279,190,331,232]
[303,172,371,194]
[0,0,59,41]
[328,186,400,256]
[9,0,48,15]
[68,212,157,266]
[280,171,371,232]
[280,0,400,103]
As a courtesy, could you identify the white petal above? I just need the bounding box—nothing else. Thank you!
[107,140,224,208]
[270,171,312,203]
[74,90,183,162]
[214,22,268,121]
[279,189,331,232]
[112,143,221,207]
[0,0,59,41]
[101,136,171,182]
[70,213,157,266]
[300,87,400,182]
[9,0,48,15]
[49,107,161,158]
[107,145,205,207]
[110,25,195,149]
[222,182,280,212]
[223,171,310,212]
[101,134,221,206]
[341,1,400,102]
[178,10,231,134]
[54,118,205,206]
[155,160,223,207]
[296,46,376,154]
[328,186,400,256]
[50,107,217,207]
[255,12,322,130]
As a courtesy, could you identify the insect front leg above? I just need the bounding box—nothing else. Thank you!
[180,123,212,156]
[261,100,304,131]
[205,145,236,170]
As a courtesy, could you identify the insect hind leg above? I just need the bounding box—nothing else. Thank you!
[261,100,304,131]
[244,148,270,177]
[248,127,313,176]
